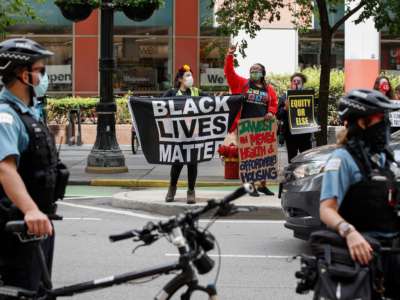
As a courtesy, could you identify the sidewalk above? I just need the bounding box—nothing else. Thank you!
[60,144,289,187]
[61,144,289,219]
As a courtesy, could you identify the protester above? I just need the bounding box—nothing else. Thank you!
[277,73,312,162]
[395,84,400,100]
[224,44,278,196]
[373,75,394,99]
[163,64,207,204]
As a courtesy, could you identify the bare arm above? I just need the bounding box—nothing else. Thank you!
[0,156,52,236]
[320,198,372,265]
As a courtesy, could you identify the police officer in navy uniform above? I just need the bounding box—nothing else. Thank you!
[0,39,69,297]
[319,89,400,299]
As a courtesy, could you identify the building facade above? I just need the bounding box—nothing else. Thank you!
[4,0,400,96]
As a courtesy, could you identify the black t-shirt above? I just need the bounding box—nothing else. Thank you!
[241,81,268,119]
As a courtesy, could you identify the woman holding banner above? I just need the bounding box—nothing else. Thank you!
[164,64,207,204]
[277,73,313,162]
[224,45,278,196]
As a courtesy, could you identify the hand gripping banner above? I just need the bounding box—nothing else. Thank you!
[129,95,243,165]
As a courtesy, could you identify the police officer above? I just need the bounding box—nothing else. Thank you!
[0,39,68,296]
[319,89,400,298]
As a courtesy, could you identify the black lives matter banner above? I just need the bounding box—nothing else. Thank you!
[129,95,243,165]
[287,89,320,135]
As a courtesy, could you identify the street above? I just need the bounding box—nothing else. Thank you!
[51,187,312,300]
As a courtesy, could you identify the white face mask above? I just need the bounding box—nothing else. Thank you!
[183,75,194,88]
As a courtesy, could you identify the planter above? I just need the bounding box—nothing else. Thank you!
[122,3,158,22]
[56,3,93,22]
[49,124,132,145]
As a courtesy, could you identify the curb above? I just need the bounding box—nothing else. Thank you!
[87,179,278,188]
[111,192,284,220]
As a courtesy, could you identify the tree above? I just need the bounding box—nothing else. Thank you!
[0,0,44,35]
[212,0,400,145]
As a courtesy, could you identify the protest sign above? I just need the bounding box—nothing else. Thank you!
[238,117,278,183]
[129,95,243,164]
[390,111,400,127]
[287,89,319,134]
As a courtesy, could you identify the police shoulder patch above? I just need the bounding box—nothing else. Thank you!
[0,112,14,124]
[325,158,341,172]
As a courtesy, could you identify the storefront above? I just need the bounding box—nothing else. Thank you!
[2,0,229,96]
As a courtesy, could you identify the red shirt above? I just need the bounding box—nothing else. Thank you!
[224,54,278,131]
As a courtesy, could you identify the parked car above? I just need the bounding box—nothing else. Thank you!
[280,130,400,240]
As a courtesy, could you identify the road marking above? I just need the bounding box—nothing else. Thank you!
[64,196,107,200]
[63,217,102,221]
[165,253,290,259]
[59,202,285,224]
[59,202,163,220]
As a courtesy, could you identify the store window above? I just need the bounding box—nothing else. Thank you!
[2,1,73,94]
[299,38,344,69]
[113,0,173,94]
[199,0,229,92]
[381,39,400,73]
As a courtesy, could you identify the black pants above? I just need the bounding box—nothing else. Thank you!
[0,230,54,299]
[285,133,312,163]
[170,164,198,190]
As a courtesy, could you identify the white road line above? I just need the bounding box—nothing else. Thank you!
[63,217,102,221]
[59,202,163,220]
[64,196,108,200]
[165,253,290,259]
[59,202,285,224]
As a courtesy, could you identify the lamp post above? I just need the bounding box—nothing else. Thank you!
[85,0,127,173]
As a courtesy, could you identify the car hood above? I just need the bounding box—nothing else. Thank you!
[291,144,338,164]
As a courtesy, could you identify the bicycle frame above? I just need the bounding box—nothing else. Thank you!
[0,227,217,300]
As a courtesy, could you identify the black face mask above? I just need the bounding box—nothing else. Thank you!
[362,119,390,153]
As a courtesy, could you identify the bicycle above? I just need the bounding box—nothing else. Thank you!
[0,184,254,299]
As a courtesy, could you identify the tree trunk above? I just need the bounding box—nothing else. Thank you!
[315,0,332,146]
[316,30,332,146]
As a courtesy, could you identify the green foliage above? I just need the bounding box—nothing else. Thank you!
[114,0,165,8]
[54,0,100,9]
[0,0,45,34]
[47,96,131,125]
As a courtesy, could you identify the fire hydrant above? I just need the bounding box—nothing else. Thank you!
[218,143,239,179]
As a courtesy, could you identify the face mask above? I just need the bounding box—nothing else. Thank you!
[33,72,49,98]
[183,75,194,88]
[379,82,390,93]
[291,79,303,90]
[26,72,49,98]
[363,119,390,153]
[250,72,263,81]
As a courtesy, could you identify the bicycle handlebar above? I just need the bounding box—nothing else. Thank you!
[109,184,253,243]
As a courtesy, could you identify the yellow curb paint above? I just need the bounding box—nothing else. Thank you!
[90,179,278,188]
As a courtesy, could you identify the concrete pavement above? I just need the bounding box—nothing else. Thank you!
[59,144,289,186]
[60,144,289,219]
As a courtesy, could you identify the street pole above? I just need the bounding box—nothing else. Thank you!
[86,0,128,173]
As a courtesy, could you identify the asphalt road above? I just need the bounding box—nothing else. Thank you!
[51,192,312,300]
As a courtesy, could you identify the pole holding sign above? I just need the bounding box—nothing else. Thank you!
[238,117,278,183]
[287,89,320,135]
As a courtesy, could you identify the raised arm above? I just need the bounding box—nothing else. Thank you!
[224,45,248,94]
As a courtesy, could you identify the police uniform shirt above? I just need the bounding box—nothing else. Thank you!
[320,148,364,206]
[0,88,40,164]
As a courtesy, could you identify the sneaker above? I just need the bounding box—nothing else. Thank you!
[187,190,196,204]
[165,185,177,202]
[249,184,260,197]
[258,186,275,196]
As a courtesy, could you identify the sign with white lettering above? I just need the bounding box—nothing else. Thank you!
[200,68,227,87]
[390,111,400,127]
[47,65,72,84]
[129,95,243,164]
